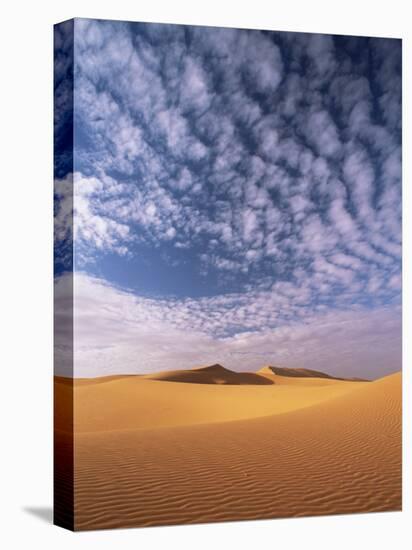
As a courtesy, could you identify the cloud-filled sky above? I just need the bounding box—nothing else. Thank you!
[54,19,402,378]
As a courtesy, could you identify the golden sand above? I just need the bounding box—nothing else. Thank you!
[54,366,402,530]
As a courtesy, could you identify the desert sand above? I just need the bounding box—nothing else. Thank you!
[54,365,402,530]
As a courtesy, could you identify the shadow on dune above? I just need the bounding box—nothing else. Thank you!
[259,366,369,382]
[146,364,275,385]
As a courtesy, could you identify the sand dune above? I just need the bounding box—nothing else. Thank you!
[55,370,365,433]
[54,367,401,530]
[258,365,368,381]
[143,363,274,385]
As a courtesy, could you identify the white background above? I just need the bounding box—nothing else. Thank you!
[0,0,410,548]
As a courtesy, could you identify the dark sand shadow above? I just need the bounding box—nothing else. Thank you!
[23,506,53,524]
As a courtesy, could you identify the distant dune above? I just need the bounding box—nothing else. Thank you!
[143,363,274,385]
[258,365,368,381]
[54,365,401,530]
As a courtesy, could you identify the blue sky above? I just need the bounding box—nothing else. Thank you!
[54,19,401,378]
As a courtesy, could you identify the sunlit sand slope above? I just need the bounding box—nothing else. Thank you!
[63,371,401,530]
[55,371,364,432]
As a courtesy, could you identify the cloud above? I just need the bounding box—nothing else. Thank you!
[306,34,337,82]
[303,110,341,158]
[67,21,400,284]
[53,272,401,379]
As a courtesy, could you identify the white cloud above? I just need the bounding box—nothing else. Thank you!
[180,57,211,112]
[306,34,337,81]
[65,21,401,292]
[54,273,401,379]
[303,110,341,158]
[71,173,131,262]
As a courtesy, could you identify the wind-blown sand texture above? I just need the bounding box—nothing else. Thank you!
[54,366,402,530]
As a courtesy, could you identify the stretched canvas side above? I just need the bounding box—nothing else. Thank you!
[53,19,75,531]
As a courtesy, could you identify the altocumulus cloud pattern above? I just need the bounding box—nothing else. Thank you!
[54,19,401,378]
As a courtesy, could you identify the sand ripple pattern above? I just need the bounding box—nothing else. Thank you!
[71,372,401,530]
